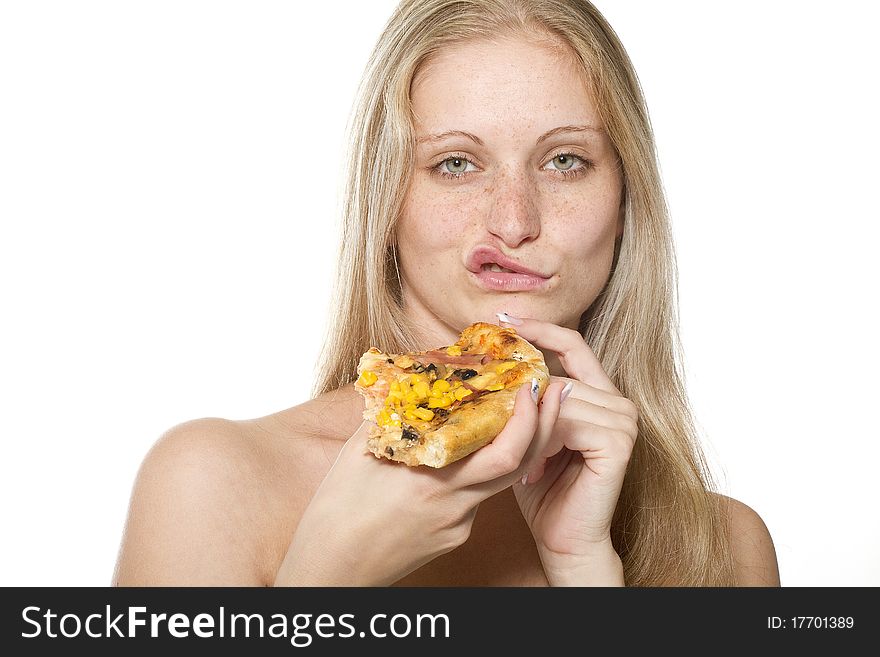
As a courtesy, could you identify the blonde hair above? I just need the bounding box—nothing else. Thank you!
[313,0,734,586]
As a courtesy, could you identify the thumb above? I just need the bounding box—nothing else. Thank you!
[337,420,375,462]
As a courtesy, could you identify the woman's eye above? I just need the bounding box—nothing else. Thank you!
[546,153,580,171]
[439,157,476,175]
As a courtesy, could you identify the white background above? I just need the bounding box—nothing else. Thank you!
[1,1,877,586]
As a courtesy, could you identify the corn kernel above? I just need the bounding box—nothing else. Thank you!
[390,380,401,393]
[412,407,435,421]
[495,361,517,374]
[377,409,391,426]
[432,379,451,394]
[427,395,453,409]
[446,345,462,356]
[404,391,420,405]
[412,381,430,399]
[399,379,412,395]
[454,387,472,400]
[358,370,378,386]
[486,383,504,391]
[410,373,427,386]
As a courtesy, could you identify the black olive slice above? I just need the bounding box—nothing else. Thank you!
[452,368,478,380]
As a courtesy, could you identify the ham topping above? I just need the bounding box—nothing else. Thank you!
[416,350,492,367]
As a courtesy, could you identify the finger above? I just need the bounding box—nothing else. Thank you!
[553,417,638,465]
[521,456,548,485]
[520,446,573,488]
[557,394,640,436]
[336,421,377,461]
[447,382,539,488]
[526,378,568,462]
[465,378,568,496]
[497,315,619,394]
[555,378,639,421]
[520,378,571,484]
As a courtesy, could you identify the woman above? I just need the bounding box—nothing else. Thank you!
[113,0,779,586]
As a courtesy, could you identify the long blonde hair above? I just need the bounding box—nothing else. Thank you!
[312,0,734,586]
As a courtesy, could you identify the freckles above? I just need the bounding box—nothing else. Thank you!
[547,196,593,233]
[402,197,464,248]
[435,218,463,243]
[430,190,491,236]
[545,184,620,237]
[545,200,618,268]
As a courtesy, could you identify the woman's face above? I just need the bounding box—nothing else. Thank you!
[398,34,624,345]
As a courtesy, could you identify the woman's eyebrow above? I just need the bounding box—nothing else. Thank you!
[416,130,484,146]
[415,124,603,147]
[536,124,604,143]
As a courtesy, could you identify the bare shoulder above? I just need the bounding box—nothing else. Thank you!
[716,494,781,586]
[113,417,274,585]
[113,391,361,586]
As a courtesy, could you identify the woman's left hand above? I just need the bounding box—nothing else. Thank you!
[499,316,640,586]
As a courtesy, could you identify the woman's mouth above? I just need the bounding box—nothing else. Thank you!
[472,263,551,291]
[482,263,518,274]
[464,245,552,292]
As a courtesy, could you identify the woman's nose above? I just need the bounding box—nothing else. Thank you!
[483,170,541,248]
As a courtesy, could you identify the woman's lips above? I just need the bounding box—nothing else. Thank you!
[470,264,551,291]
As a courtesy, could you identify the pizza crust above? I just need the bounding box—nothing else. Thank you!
[355,322,550,468]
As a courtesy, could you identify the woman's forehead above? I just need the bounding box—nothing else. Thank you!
[412,32,587,93]
[411,35,603,142]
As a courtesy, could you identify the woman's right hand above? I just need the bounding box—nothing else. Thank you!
[274,382,557,586]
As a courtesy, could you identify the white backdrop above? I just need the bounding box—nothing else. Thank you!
[1,1,877,586]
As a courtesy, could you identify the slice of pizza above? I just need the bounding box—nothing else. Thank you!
[354,322,550,468]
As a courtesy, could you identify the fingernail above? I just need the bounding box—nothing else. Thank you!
[496,312,523,326]
[530,378,539,403]
[521,472,529,486]
[560,381,574,403]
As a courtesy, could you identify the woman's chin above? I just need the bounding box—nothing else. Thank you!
[467,304,584,332]
[469,305,539,327]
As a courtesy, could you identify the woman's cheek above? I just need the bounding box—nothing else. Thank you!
[397,203,465,288]
[400,182,482,249]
